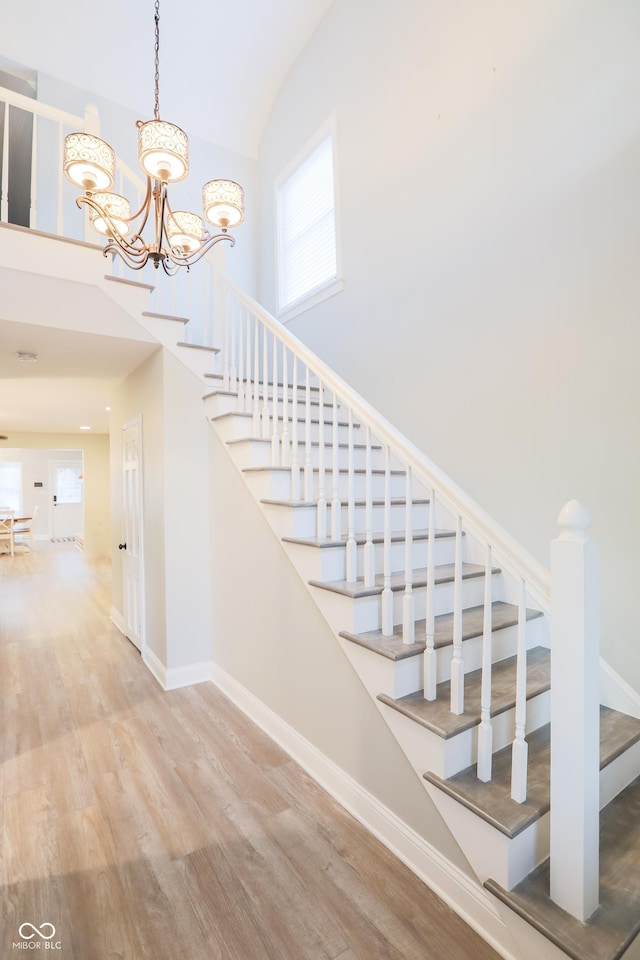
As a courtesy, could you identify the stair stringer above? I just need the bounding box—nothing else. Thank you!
[200,394,561,919]
[200,397,525,960]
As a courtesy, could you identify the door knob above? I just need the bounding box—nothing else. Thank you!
[118,542,127,550]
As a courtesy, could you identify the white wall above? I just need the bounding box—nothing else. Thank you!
[257,0,640,685]
[0,434,109,556]
[110,347,213,674]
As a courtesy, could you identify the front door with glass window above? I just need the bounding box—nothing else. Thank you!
[49,459,84,541]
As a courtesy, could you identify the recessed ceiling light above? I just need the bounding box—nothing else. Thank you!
[16,351,38,363]
[105,406,111,411]
[80,425,91,430]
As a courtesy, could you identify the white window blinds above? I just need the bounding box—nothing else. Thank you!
[277,133,337,313]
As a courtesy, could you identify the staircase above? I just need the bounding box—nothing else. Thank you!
[126,274,640,960]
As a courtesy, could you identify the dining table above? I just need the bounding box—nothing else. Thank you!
[0,516,32,554]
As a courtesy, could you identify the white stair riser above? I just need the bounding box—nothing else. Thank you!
[435,616,548,684]
[374,685,549,784]
[425,784,551,891]
[339,637,422,701]
[206,391,344,421]
[282,535,457,582]
[244,468,407,501]
[210,414,257,442]
[225,437,386,472]
[600,738,640,809]
[311,574,491,636]
[261,500,431,539]
[176,346,220,377]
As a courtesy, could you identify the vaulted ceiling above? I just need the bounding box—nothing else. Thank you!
[2,0,336,158]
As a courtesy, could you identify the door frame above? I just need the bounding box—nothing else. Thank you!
[122,415,146,655]
[48,457,84,542]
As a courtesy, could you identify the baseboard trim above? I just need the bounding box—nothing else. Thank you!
[110,605,126,635]
[164,660,213,690]
[142,646,167,689]
[210,663,518,960]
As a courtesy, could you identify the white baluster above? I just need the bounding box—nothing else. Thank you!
[304,366,313,502]
[252,314,261,436]
[201,263,208,346]
[511,578,528,803]
[290,355,300,500]
[477,544,493,781]
[237,302,245,411]
[187,270,193,332]
[222,287,230,391]
[56,122,63,235]
[271,331,279,465]
[363,425,375,588]
[423,487,437,700]
[381,446,393,636]
[450,514,464,715]
[331,392,341,539]
[245,306,253,414]
[229,297,237,393]
[317,382,327,538]
[345,409,357,582]
[281,343,290,467]
[261,324,270,439]
[0,101,8,223]
[402,466,415,644]
[29,113,37,229]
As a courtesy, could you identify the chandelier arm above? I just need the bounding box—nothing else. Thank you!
[76,195,151,261]
[105,240,152,271]
[126,176,153,226]
[166,231,236,270]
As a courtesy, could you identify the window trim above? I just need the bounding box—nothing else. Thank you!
[274,115,343,323]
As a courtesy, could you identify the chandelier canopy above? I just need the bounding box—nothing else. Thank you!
[62,0,244,274]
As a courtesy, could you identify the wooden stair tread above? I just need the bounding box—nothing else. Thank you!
[211,411,360,427]
[242,466,406,476]
[282,528,454,549]
[424,707,640,840]
[485,774,640,960]
[260,497,430,509]
[177,341,220,354]
[225,437,383,451]
[316,562,498,600]
[142,309,189,323]
[340,601,543,661]
[378,646,550,740]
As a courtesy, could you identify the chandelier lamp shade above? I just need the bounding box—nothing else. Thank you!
[62,0,244,274]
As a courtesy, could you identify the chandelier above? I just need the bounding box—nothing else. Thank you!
[62,0,244,275]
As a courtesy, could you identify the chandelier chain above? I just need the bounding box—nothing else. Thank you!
[154,0,160,120]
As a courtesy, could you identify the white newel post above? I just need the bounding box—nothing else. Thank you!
[550,499,600,922]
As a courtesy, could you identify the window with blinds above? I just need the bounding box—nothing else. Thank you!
[276,128,339,316]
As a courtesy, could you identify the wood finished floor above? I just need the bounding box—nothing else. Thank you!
[1,543,502,960]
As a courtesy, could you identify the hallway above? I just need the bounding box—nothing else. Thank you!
[1,544,501,960]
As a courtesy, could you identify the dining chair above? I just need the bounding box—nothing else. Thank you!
[0,509,15,556]
[13,504,39,549]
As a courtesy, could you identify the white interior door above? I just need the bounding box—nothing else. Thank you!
[49,459,84,541]
[122,417,144,652]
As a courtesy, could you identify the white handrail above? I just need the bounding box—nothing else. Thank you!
[0,84,84,128]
